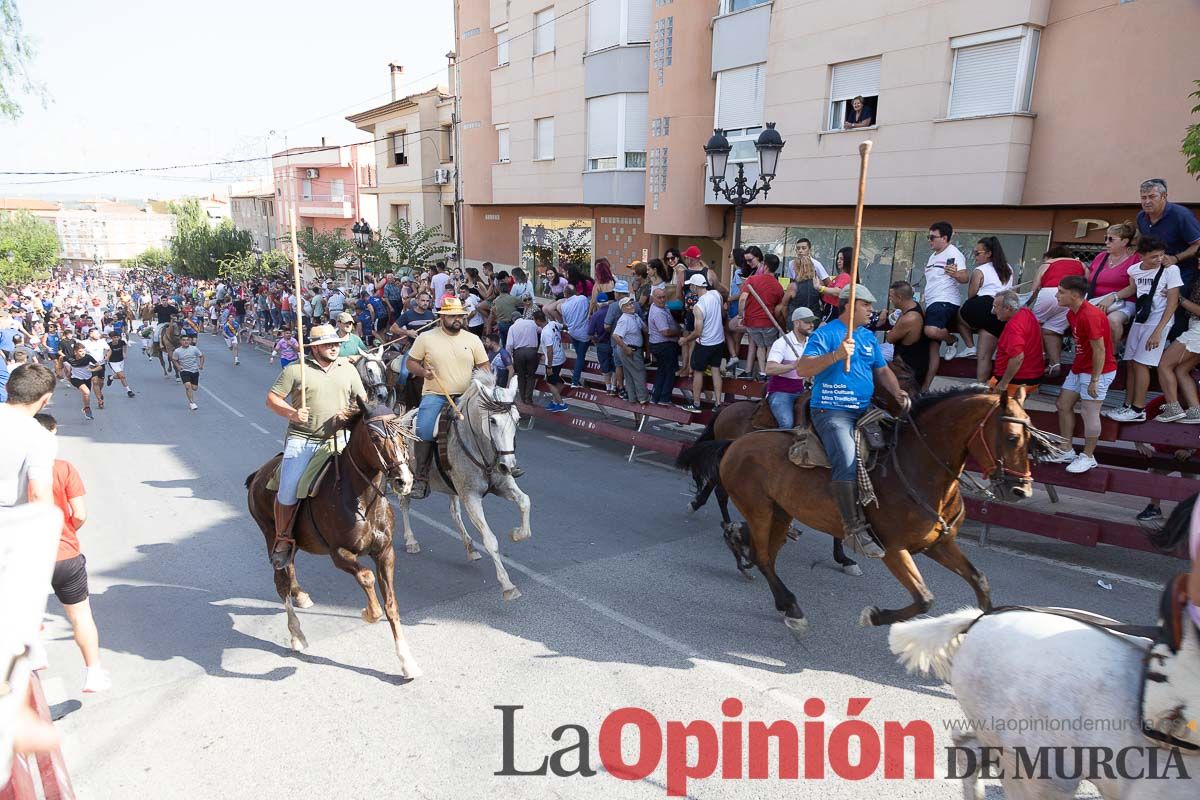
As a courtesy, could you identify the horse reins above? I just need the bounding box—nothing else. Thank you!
[450,391,517,478]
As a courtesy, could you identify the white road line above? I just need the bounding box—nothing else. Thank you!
[960,538,1165,591]
[250,422,272,435]
[198,385,245,417]
[544,434,591,448]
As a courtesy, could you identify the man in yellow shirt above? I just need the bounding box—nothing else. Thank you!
[406,296,491,498]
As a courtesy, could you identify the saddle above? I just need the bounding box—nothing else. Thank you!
[265,439,341,499]
[1141,574,1200,751]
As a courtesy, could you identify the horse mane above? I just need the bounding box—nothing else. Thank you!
[1150,493,1196,553]
[909,383,994,417]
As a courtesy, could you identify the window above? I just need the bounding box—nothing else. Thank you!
[828,56,880,131]
[390,204,409,224]
[329,179,344,202]
[715,63,765,160]
[723,0,770,12]
[301,180,313,201]
[588,0,651,51]
[495,25,510,65]
[441,126,454,162]
[392,131,407,166]
[587,93,648,171]
[535,117,555,160]
[948,26,1040,118]
[534,8,555,55]
[496,125,511,163]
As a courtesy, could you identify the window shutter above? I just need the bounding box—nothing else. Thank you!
[588,0,619,51]
[625,0,651,43]
[716,64,765,131]
[497,128,511,162]
[534,8,555,54]
[587,95,619,159]
[536,118,555,159]
[830,57,880,101]
[624,94,648,154]
[495,26,510,65]
[949,39,1020,118]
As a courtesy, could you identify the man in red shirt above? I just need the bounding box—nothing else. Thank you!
[989,290,1044,405]
[34,413,111,694]
[736,248,785,380]
[1044,276,1117,474]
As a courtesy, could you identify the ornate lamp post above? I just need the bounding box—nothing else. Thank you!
[351,219,372,286]
[703,122,786,251]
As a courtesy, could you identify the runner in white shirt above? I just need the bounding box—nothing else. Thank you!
[81,329,111,409]
[430,267,451,310]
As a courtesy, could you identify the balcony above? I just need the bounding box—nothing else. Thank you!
[712,2,772,73]
[298,201,355,219]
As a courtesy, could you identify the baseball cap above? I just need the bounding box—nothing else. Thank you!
[613,279,630,293]
[685,273,709,288]
[790,307,817,322]
[336,311,355,323]
[838,284,877,304]
[682,245,702,259]
[619,296,635,308]
[596,292,611,303]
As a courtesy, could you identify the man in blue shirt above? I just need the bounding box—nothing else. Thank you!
[794,284,909,558]
[1138,179,1200,338]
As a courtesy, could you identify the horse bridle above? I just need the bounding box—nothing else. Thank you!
[453,391,517,475]
[966,398,1034,483]
[344,409,415,515]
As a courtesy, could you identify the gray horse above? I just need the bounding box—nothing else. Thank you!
[397,372,533,601]
[355,352,392,407]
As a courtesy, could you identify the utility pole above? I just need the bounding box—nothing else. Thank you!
[449,45,465,269]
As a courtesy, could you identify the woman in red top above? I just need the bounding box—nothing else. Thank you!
[817,247,854,323]
[1029,246,1087,374]
[1088,222,1140,348]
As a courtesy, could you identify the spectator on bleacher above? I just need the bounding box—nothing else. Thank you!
[884,281,933,391]
[589,293,617,394]
[631,260,652,315]
[591,258,615,313]
[1137,178,1200,338]
[1030,246,1088,375]
[921,220,970,378]
[785,238,828,282]
[559,286,591,387]
[765,307,816,428]
[534,309,568,413]
[1107,237,1182,423]
[606,280,631,397]
[1087,222,1140,349]
[959,237,1015,383]
[1046,276,1117,474]
[725,248,751,374]
[680,274,726,414]
[507,311,541,406]
[989,289,1044,405]
[511,267,535,304]
[490,281,521,348]
[738,251,784,381]
[565,265,593,304]
[1133,397,1198,522]
[1154,280,1200,424]
[647,257,672,302]
[778,245,825,327]
[818,247,855,323]
[648,287,681,405]
[612,297,649,407]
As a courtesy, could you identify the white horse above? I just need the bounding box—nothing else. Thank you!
[397,373,533,601]
[889,498,1200,799]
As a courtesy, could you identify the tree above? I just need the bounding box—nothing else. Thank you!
[383,219,454,272]
[218,248,293,283]
[171,218,252,278]
[0,0,47,121]
[1184,80,1200,179]
[294,227,351,277]
[0,210,58,284]
[125,246,172,269]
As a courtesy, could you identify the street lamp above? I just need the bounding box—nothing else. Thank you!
[704,122,786,251]
[351,219,372,286]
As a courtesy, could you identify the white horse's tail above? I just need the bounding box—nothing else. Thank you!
[888,607,984,683]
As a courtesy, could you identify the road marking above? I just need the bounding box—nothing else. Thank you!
[544,435,591,448]
[250,422,272,435]
[960,537,1165,591]
[198,385,244,417]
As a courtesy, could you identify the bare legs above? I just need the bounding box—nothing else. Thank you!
[62,600,101,667]
[1157,343,1199,408]
[975,331,997,383]
[1058,389,1102,459]
[1043,332,1064,373]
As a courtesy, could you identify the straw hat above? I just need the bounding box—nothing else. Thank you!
[307,323,347,345]
[437,296,469,316]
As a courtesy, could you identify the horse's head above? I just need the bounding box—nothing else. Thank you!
[357,355,391,405]
[969,391,1034,500]
[470,372,521,477]
[353,397,414,493]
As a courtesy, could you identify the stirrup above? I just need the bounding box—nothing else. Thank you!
[846,529,886,559]
[409,477,431,500]
[269,535,296,570]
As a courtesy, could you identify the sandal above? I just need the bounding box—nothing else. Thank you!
[1045,363,1062,377]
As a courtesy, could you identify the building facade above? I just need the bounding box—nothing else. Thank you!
[457,0,1200,302]
[270,143,376,243]
[229,178,277,252]
[1,199,177,268]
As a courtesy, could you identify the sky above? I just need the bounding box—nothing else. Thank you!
[0,0,454,200]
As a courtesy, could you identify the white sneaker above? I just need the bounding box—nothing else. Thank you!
[1065,453,1099,474]
[82,666,112,693]
[189,402,198,411]
[943,343,958,362]
[957,346,978,359]
[1108,406,1146,423]
[1043,448,1077,464]
[1103,404,1130,420]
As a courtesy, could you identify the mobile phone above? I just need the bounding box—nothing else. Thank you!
[946,257,956,267]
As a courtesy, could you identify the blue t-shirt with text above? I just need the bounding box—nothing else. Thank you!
[804,320,885,411]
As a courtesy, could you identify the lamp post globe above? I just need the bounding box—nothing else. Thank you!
[703,129,732,188]
[755,122,785,180]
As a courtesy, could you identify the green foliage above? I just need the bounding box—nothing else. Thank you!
[0,0,48,121]
[1185,80,1200,179]
[169,211,253,278]
[383,218,453,271]
[360,237,396,276]
[125,246,172,269]
[260,249,293,275]
[167,198,207,234]
[0,209,58,284]
[294,227,351,277]
[217,248,293,283]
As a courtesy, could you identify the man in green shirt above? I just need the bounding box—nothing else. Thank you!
[335,312,367,361]
[310,289,326,323]
[264,323,368,568]
[490,282,522,346]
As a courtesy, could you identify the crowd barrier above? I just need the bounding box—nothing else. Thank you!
[0,673,76,800]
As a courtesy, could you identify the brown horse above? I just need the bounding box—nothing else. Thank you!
[245,400,422,678]
[688,386,1035,635]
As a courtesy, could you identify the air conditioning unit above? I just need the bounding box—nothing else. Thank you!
[305,168,320,179]
[433,168,452,185]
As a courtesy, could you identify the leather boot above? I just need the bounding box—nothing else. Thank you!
[410,441,434,500]
[831,481,886,559]
[270,501,301,570]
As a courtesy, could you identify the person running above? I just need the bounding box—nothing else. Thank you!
[270,328,300,368]
[33,413,111,693]
[61,342,102,420]
[171,333,205,411]
[81,329,109,410]
[104,330,135,397]
[221,307,241,365]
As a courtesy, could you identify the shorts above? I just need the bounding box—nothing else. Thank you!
[51,554,89,605]
[691,341,725,371]
[1126,318,1169,367]
[746,326,779,347]
[961,294,1005,337]
[70,377,91,389]
[1061,369,1116,402]
[924,301,960,330]
[280,358,294,369]
[1088,296,1135,322]
[1175,319,1200,354]
[545,363,564,385]
[1032,287,1070,335]
[180,370,200,385]
[109,360,125,374]
[727,300,739,319]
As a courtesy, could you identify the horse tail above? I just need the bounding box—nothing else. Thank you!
[675,440,732,491]
[888,607,983,683]
[693,407,721,445]
[1149,491,1196,553]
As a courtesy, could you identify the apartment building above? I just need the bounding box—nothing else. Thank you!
[458,0,1199,304]
[346,78,458,243]
[270,142,377,243]
[229,186,277,253]
[0,199,177,267]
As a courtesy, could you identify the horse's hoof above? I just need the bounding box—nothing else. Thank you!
[467,550,483,562]
[510,528,530,542]
[293,592,314,608]
[858,606,880,627]
[400,663,424,680]
[502,587,523,601]
[290,635,308,651]
[362,608,383,624]
[738,569,755,581]
[783,615,808,635]
[405,542,421,554]
[842,564,863,577]
[687,502,697,515]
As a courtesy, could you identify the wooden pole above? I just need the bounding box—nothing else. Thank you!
[844,140,873,372]
[744,282,803,360]
[288,209,306,410]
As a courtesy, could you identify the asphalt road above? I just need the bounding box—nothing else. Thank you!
[35,331,1180,799]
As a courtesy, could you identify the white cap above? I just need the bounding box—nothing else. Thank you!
[685,274,709,288]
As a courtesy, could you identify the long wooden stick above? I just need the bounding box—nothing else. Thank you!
[288,209,306,409]
[844,140,873,372]
[743,283,803,360]
[430,371,464,419]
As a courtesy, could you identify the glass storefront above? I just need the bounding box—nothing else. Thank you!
[739,224,1051,307]
[519,217,595,277]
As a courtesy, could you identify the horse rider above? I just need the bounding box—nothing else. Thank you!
[264,323,368,569]
[794,284,910,559]
[405,295,492,499]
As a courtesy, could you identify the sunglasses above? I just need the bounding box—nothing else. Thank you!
[1104,236,1121,242]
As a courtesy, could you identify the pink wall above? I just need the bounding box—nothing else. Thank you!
[272,148,362,242]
